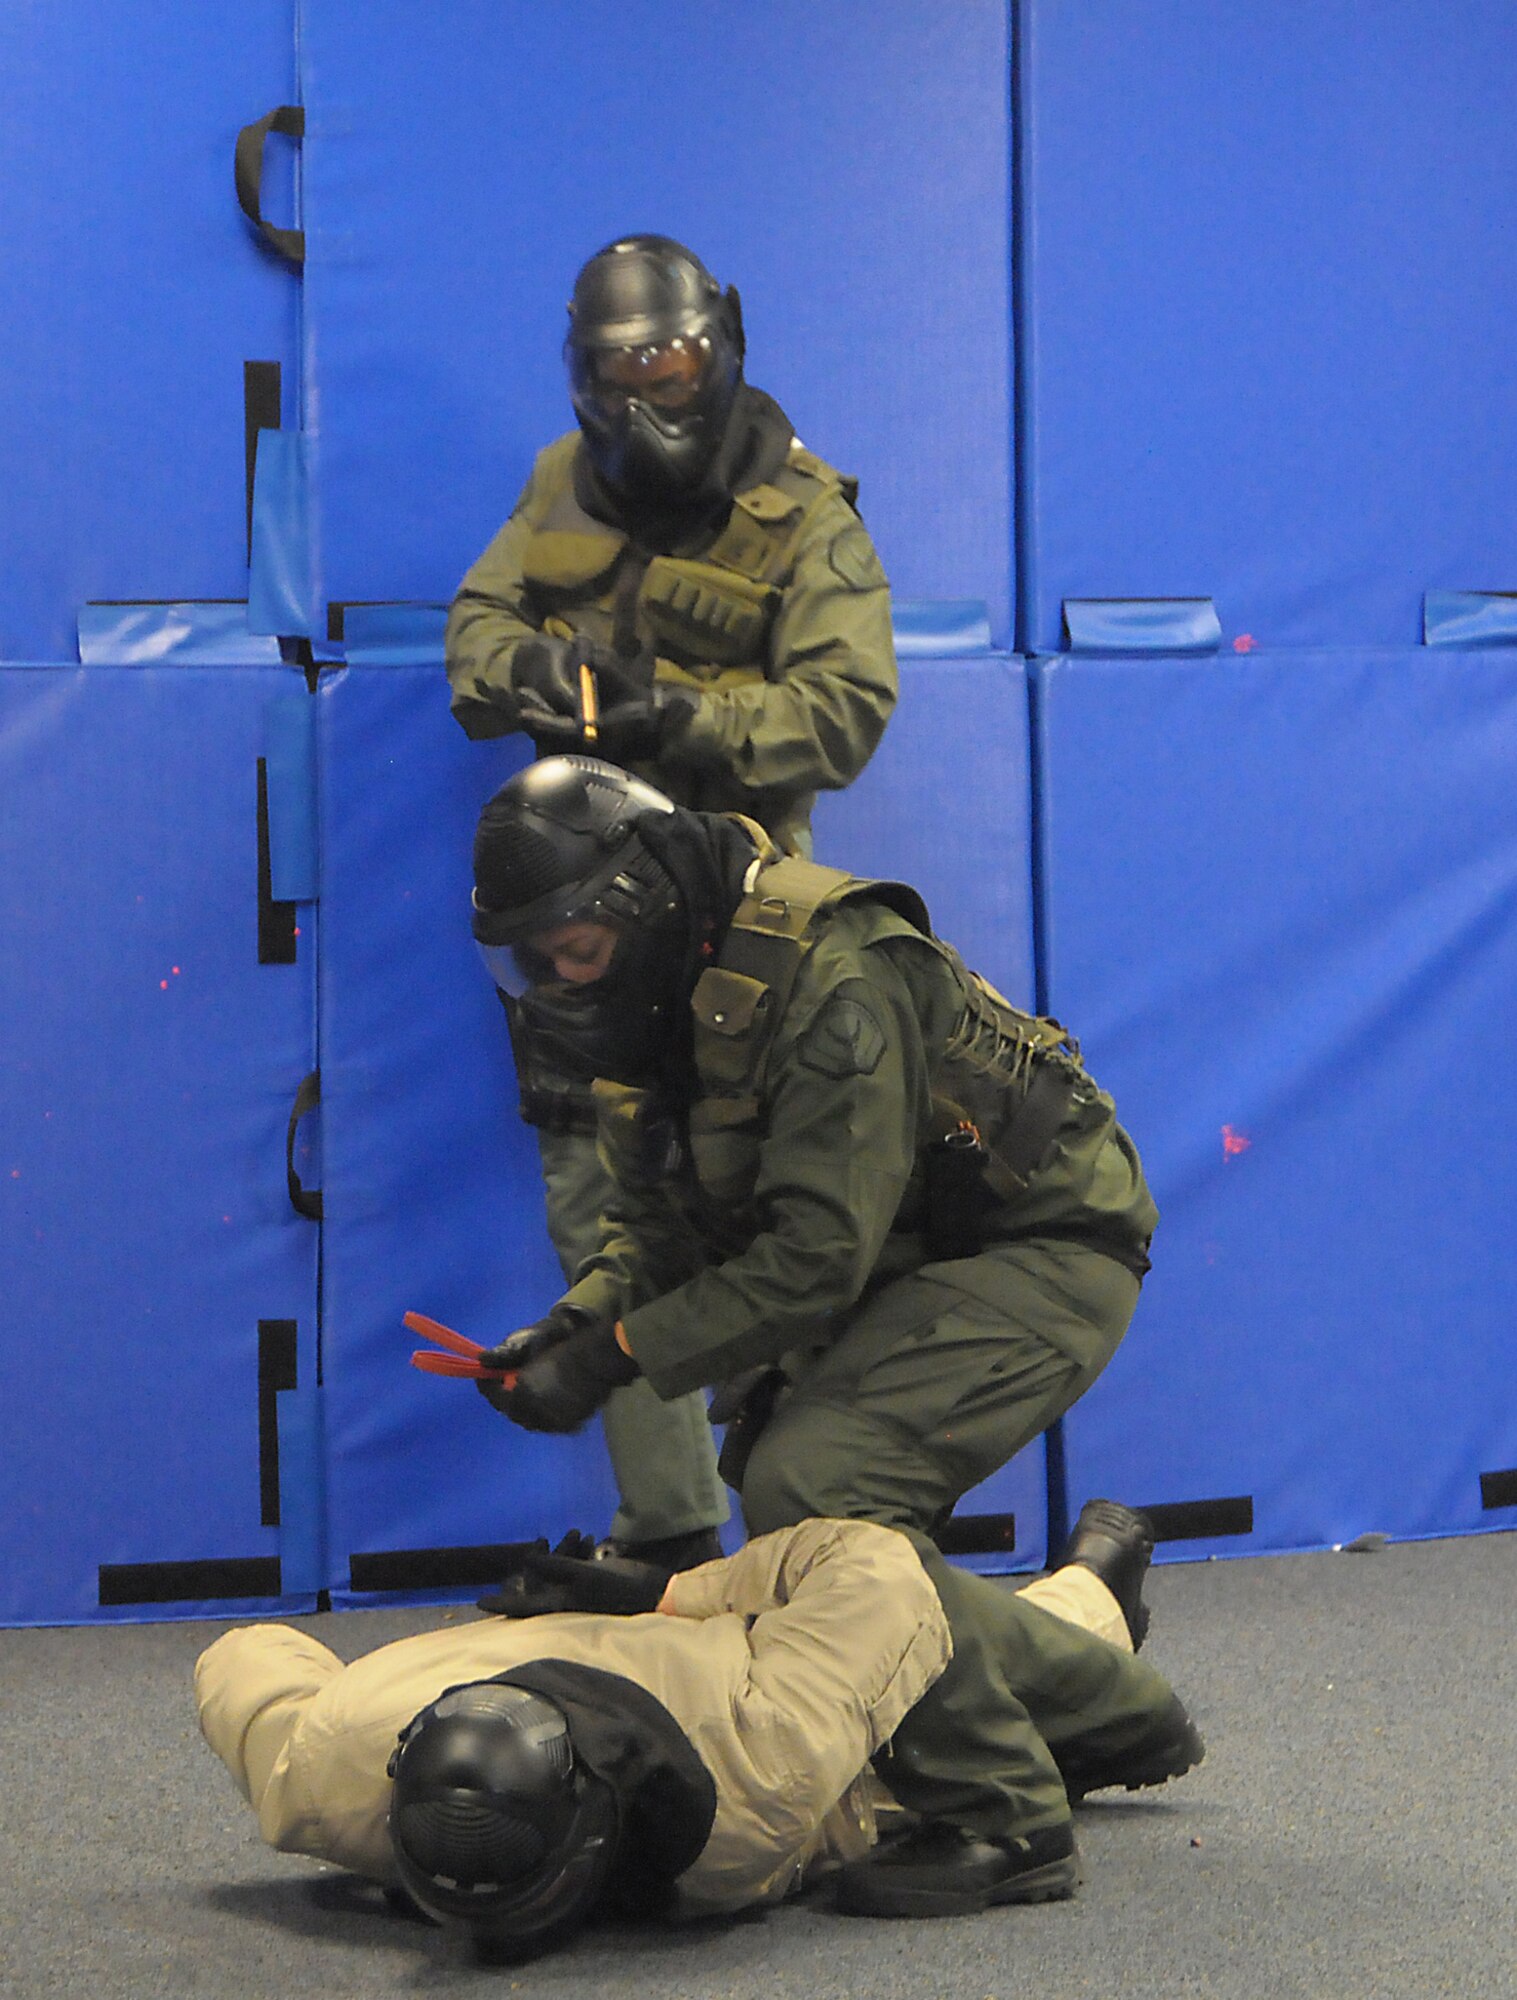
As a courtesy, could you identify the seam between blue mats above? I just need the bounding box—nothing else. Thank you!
[1011,0,1039,660]
[1011,11,1066,1551]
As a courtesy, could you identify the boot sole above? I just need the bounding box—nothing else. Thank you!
[836,1851,1079,1919]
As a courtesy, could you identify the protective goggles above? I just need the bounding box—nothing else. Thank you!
[567,334,713,417]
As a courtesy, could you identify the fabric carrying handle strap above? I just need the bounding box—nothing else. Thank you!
[286,1069,323,1220]
[235,105,305,265]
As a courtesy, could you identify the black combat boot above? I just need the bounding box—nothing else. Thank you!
[1061,1498,1156,1650]
[834,1819,1079,1919]
[1053,1690,1206,1803]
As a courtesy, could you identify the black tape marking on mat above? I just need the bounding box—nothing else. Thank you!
[257,758,298,964]
[328,598,419,644]
[98,1557,283,1606]
[244,360,282,561]
[1138,1496,1254,1542]
[258,1319,298,1527]
[1480,1468,1517,1510]
[937,1512,1017,1557]
[349,1545,546,1594]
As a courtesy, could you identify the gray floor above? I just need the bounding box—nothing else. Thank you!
[2,1531,1513,2000]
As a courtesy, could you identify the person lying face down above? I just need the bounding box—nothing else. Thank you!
[196,1512,1200,1960]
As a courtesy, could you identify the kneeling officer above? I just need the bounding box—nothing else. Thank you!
[466,756,1160,1909]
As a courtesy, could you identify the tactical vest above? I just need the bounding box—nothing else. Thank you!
[517,434,858,693]
[686,849,1087,1210]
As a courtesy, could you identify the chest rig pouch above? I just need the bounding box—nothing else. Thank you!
[639,450,852,678]
[687,848,928,1209]
[520,444,852,686]
[688,847,1087,1228]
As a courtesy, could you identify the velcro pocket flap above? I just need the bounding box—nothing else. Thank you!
[692,968,772,1087]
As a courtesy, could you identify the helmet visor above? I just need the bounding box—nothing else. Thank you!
[567,335,712,422]
[476,917,625,998]
[476,938,551,999]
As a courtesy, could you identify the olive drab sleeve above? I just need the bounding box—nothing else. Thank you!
[615,944,932,1399]
[664,483,897,800]
[444,448,560,738]
[551,1080,710,1330]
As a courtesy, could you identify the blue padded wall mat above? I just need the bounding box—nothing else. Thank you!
[296,0,1014,640]
[1034,650,1517,1559]
[0,666,319,1625]
[316,656,1046,1587]
[0,3,299,662]
[815,657,1035,1003]
[1018,0,1517,653]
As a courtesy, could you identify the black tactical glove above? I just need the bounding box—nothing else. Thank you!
[576,644,652,708]
[511,634,584,716]
[592,685,698,764]
[473,1302,591,1394]
[477,1530,669,1618]
[508,635,599,753]
[479,1315,639,1434]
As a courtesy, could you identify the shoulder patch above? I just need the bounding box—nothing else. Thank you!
[827,519,888,591]
[797,993,888,1079]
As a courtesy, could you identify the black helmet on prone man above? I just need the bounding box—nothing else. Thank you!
[387,1665,716,1961]
[388,1681,618,1959]
[564,234,745,508]
[472,757,759,1090]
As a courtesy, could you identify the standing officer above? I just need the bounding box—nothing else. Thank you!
[462,758,1165,1912]
[445,235,898,1573]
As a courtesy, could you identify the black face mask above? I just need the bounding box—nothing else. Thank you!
[574,384,796,547]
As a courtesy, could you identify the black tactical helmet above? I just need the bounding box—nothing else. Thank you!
[388,1681,619,1958]
[472,756,679,969]
[564,234,745,504]
[472,757,691,1085]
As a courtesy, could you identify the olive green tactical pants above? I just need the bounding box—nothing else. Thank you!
[739,1236,1170,1837]
[537,1127,729,1546]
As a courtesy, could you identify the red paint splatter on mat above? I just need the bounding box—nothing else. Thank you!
[1222,1125,1252,1159]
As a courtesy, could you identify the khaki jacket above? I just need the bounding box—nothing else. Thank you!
[196,1520,950,1916]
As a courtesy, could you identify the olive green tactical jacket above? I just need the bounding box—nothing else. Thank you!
[445,431,898,855]
[562,895,1157,1401]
